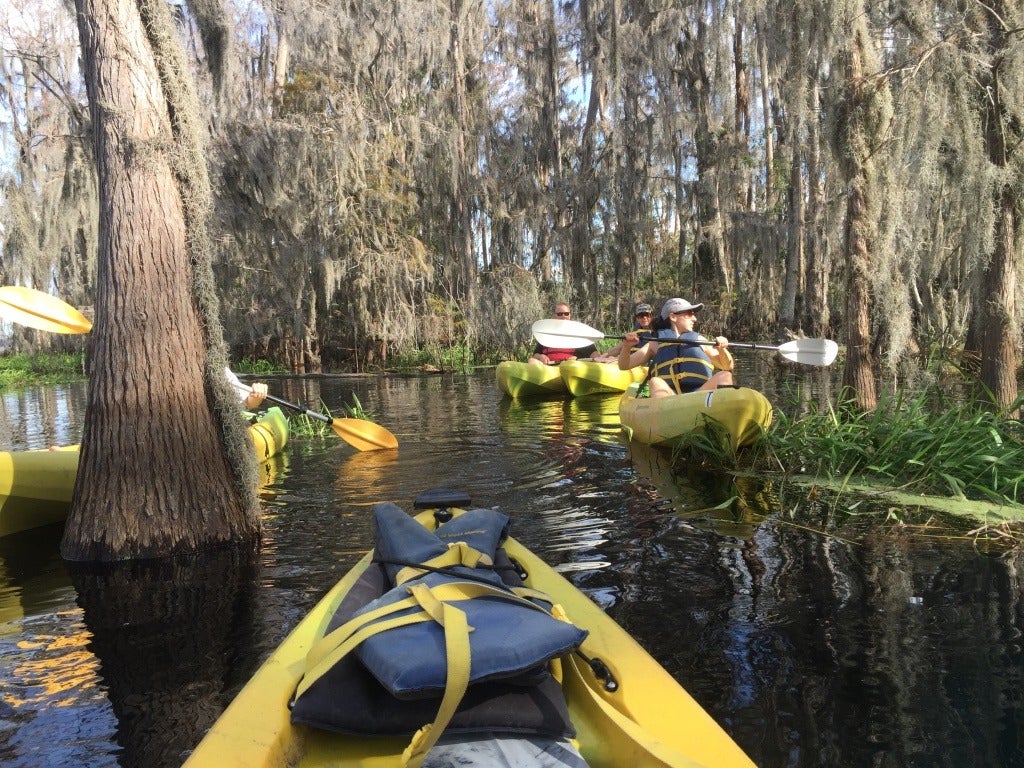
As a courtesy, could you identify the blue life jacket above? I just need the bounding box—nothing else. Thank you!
[347,505,586,697]
[653,329,713,393]
[290,503,587,762]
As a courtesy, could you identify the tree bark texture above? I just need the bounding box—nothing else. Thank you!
[63,0,260,560]
[838,12,880,411]
[979,189,1019,415]
[975,0,1019,415]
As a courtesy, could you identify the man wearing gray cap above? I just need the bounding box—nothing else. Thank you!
[616,298,733,397]
[593,302,655,362]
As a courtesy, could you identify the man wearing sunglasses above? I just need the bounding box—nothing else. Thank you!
[594,303,655,362]
[616,297,733,397]
[529,303,596,364]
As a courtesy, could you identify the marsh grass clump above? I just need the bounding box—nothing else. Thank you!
[234,357,286,376]
[289,393,380,438]
[668,417,742,468]
[760,389,1024,505]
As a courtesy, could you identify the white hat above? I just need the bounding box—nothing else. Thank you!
[660,298,703,319]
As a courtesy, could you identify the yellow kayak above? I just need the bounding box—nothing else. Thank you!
[495,360,567,398]
[619,383,773,451]
[560,360,648,397]
[184,489,756,768]
[0,407,289,538]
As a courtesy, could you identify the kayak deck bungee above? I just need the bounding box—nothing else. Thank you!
[496,360,568,398]
[619,383,773,451]
[0,407,289,538]
[559,360,648,397]
[183,488,756,768]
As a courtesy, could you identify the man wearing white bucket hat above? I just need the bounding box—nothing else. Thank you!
[616,298,733,397]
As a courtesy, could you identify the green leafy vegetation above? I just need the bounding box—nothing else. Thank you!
[387,342,478,372]
[661,387,1024,544]
[288,393,382,438]
[758,390,1024,506]
[233,358,287,375]
[0,352,87,390]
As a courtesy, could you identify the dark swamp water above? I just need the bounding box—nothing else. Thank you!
[1,364,1022,768]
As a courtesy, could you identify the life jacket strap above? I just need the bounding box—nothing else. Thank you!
[402,592,470,768]
[395,542,493,586]
[297,607,427,699]
[298,579,576,705]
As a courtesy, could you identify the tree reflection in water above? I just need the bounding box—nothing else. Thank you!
[1,372,1022,767]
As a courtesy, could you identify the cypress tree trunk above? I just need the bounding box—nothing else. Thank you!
[63,0,260,560]
[979,189,1019,415]
[975,0,1019,416]
[837,8,887,411]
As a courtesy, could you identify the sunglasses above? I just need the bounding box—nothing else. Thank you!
[635,312,652,317]
[555,311,571,317]
[671,311,695,317]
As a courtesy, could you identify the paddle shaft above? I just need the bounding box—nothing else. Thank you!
[230,380,398,449]
[261,392,332,423]
[607,334,771,351]
[229,380,330,423]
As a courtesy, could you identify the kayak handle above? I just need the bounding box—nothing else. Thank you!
[578,651,619,692]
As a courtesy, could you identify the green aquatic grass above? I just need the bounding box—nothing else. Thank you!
[288,393,382,438]
[759,389,1024,505]
[0,352,86,390]
[233,358,287,375]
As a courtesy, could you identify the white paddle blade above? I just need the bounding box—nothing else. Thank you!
[778,338,838,366]
[531,318,605,349]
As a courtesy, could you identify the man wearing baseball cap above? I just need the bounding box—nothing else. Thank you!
[616,298,733,396]
[593,302,656,362]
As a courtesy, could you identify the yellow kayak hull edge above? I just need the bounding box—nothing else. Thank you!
[495,360,568,398]
[560,360,648,397]
[183,505,756,768]
[0,407,289,538]
[619,384,773,450]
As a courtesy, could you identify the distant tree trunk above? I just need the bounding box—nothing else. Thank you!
[802,78,830,338]
[974,0,1019,416]
[694,100,730,300]
[842,175,877,408]
[449,0,476,310]
[778,138,804,338]
[63,0,260,560]
[978,187,1019,414]
[838,9,886,411]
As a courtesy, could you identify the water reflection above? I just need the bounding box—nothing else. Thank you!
[67,549,262,768]
[0,383,86,450]
[0,526,74,632]
[1,371,1023,768]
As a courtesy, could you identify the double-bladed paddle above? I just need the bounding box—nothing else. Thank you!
[230,384,399,452]
[532,318,839,367]
[0,286,93,334]
[0,284,400,451]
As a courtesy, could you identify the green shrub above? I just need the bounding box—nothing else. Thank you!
[0,352,86,390]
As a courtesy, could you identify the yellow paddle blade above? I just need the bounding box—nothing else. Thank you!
[331,418,399,451]
[0,286,92,334]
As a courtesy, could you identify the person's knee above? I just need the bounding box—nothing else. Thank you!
[649,378,674,398]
